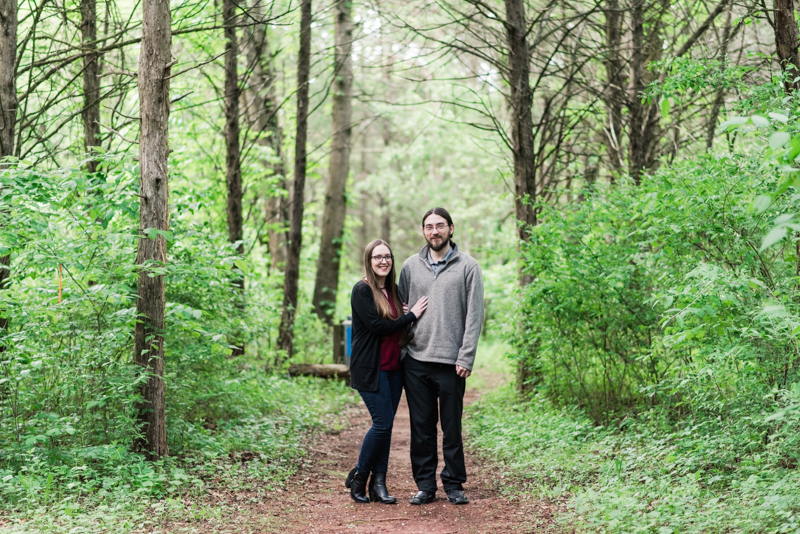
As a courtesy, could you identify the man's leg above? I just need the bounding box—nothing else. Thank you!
[436,364,467,491]
[402,357,439,493]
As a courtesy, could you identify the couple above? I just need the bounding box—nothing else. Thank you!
[345,207,484,506]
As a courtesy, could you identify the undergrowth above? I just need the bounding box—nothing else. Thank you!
[466,385,800,533]
[0,375,355,533]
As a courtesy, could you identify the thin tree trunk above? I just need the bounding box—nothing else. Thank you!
[775,0,800,92]
[504,0,536,286]
[628,0,646,183]
[603,0,625,177]
[244,1,288,274]
[313,0,353,324]
[627,0,666,183]
[707,5,733,150]
[81,0,101,173]
[277,0,312,357]
[134,0,171,459]
[0,0,17,348]
[224,0,245,357]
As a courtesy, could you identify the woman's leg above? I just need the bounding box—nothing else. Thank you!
[372,370,403,473]
[356,371,395,473]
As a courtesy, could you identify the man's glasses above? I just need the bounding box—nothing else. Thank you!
[372,255,393,263]
[423,223,449,232]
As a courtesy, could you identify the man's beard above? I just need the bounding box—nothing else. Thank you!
[426,233,451,252]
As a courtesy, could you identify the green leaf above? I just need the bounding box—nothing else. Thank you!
[751,114,770,128]
[770,131,791,149]
[144,228,158,240]
[751,195,772,214]
[760,225,788,251]
[234,259,249,275]
[719,116,748,129]
[660,98,671,121]
[158,230,174,243]
[769,112,790,123]
[787,135,800,161]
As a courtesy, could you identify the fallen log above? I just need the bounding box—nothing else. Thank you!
[287,363,350,380]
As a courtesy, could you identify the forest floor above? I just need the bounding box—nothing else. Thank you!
[157,360,564,534]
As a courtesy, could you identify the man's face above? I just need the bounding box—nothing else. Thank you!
[423,213,453,252]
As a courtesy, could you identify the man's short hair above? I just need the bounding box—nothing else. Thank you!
[422,207,453,228]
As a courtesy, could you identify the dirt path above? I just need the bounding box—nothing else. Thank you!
[162,369,560,533]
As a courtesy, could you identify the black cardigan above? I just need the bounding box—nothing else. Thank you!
[349,280,416,392]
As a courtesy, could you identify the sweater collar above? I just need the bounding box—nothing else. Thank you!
[418,241,460,264]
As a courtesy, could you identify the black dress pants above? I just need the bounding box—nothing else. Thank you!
[402,356,467,493]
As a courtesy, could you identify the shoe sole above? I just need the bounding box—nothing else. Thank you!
[410,497,436,505]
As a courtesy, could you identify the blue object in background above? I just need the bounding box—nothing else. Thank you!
[344,317,352,368]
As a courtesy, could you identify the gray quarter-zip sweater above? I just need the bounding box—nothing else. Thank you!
[398,242,484,370]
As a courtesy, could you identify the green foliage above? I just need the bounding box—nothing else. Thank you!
[467,385,800,533]
[0,156,356,531]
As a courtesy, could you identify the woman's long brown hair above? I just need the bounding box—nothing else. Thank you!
[363,239,408,346]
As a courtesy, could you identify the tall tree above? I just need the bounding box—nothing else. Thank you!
[312,0,354,323]
[134,0,171,458]
[774,0,800,92]
[81,0,101,173]
[244,0,288,274]
[224,0,245,356]
[707,4,733,149]
[603,0,625,176]
[277,0,312,357]
[504,0,536,280]
[0,0,16,344]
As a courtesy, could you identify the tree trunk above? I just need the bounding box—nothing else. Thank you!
[224,0,245,357]
[312,0,353,324]
[0,0,17,347]
[134,0,171,459]
[81,0,101,173]
[603,0,625,177]
[277,0,312,357]
[244,1,288,274]
[504,0,536,286]
[627,0,666,183]
[706,5,733,150]
[775,0,800,92]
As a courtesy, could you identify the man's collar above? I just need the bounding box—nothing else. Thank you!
[426,242,456,264]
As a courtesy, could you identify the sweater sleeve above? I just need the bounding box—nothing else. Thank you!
[352,283,416,338]
[455,262,484,370]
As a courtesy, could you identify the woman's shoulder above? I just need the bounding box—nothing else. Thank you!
[352,279,372,296]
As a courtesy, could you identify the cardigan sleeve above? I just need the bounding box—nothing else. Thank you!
[351,283,416,338]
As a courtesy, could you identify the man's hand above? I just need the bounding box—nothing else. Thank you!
[455,365,471,378]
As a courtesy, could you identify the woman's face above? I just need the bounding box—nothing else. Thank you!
[370,244,393,279]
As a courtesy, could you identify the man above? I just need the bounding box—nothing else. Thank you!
[398,207,484,506]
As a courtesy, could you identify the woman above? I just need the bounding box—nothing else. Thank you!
[345,239,428,504]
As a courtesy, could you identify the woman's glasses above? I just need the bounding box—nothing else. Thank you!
[371,254,393,263]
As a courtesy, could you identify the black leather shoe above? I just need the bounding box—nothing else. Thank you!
[347,469,369,503]
[446,489,469,505]
[344,467,356,488]
[409,490,436,505]
[368,472,397,504]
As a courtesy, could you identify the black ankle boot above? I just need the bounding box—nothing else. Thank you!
[348,469,369,503]
[368,472,397,504]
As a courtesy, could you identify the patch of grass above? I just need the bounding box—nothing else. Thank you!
[0,375,357,533]
[466,384,800,533]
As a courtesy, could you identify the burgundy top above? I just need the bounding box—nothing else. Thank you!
[379,291,402,371]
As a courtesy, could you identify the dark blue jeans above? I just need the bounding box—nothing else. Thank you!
[356,370,403,474]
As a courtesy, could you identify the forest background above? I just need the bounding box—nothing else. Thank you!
[3,0,800,530]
